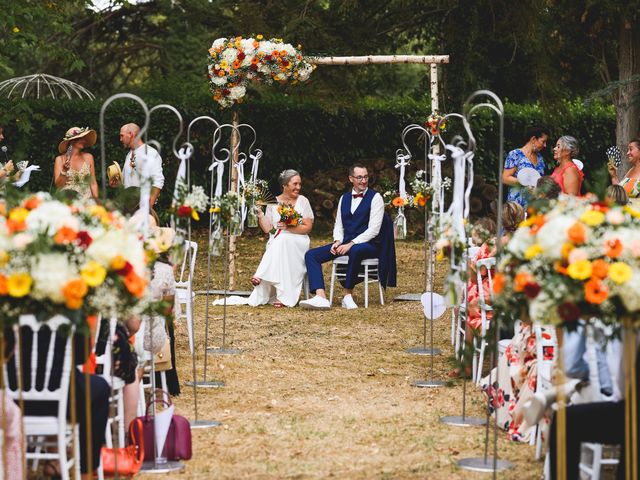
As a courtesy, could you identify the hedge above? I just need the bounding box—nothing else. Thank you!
[0,94,616,219]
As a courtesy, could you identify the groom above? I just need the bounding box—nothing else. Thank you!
[300,163,385,310]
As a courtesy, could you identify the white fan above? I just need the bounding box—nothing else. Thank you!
[516,167,541,187]
[572,159,584,171]
[421,292,446,319]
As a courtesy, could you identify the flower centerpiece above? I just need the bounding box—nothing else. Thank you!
[493,196,640,331]
[207,35,315,108]
[0,192,159,326]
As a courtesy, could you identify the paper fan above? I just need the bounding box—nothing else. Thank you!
[254,184,276,205]
[516,167,541,187]
[572,159,584,171]
[606,146,622,168]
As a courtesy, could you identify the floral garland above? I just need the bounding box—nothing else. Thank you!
[0,192,160,325]
[494,196,640,331]
[425,111,447,136]
[207,35,315,108]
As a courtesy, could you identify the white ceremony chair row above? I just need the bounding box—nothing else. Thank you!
[532,325,557,460]
[175,240,198,354]
[328,256,384,308]
[4,315,81,480]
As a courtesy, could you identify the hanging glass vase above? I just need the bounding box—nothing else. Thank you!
[210,227,224,256]
[229,209,243,236]
[394,211,407,240]
[247,205,259,228]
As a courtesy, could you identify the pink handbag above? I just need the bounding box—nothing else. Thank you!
[131,389,192,461]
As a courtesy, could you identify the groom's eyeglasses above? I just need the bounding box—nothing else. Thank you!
[350,175,369,181]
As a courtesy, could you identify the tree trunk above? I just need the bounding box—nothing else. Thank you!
[616,13,640,173]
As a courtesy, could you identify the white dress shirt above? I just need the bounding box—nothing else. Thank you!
[333,188,384,244]
[123,144,164,190]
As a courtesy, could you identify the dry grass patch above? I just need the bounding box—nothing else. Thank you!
[138,234,542,479]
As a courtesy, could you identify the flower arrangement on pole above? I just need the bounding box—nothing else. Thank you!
[0,193,161,326]
[493,196,640,332]
[207,35,315,108]
[240,178,270,228]
[209,191,241,255]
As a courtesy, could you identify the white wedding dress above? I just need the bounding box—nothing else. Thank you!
[248,195,314,307]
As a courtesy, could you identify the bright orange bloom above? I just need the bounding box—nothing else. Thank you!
[124,271,147,298]
[62,278,88,310]
[54,226,77,245]
[591,259,610,280]
[232,60,241,69]
[530,215,546,235]
[493,272,505,294]
[23,196,41,210]
[604,238,623,259]
[0,274,7,295]
[514,271,533,292]
[391,196,407,207]
[5,219,25,234]
[251,56,259,65]
[111,255,127,270]
[584,278,608,304]
[272,50,279,57]
[567,222,587,244]
[554,261,568,275]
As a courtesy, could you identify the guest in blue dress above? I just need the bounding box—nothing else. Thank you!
[502,126,550,207]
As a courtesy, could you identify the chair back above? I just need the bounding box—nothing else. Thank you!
[94,315,117,379]
[177,241,198,288]
[534,325,557,391]
[4,314,74,419]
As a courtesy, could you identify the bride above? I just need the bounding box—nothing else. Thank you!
[53,126,99,200]
[248,169,314,308]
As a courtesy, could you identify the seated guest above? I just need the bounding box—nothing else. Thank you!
[467,217,497,333]
[535,175,562,201]
[300,163,396,309]
[551,136,583,196]
[248,169,314,308]
[608,138,640,198]
[606,184,629,206]
[501,201,525,241]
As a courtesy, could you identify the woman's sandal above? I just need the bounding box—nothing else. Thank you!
[250,277,261,286]
[273,300,285,308]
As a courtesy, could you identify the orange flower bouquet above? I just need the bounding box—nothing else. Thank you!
[494,195,640,331]
[271,202,302,238]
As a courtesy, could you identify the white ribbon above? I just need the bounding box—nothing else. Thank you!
[428,153,446,221]
[463,151,475,220]
[135,148,152,239]
[172,145,192,205]
[445,144,467,242]
[249,150,262,183]
[395,152,410,198]
[208,160,225,198]
[235,159,247,227]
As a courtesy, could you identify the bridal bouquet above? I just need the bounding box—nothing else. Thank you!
[0,192,160,326]
[494,195,640,331]
[207,35,315,108]
[271,203,302,238]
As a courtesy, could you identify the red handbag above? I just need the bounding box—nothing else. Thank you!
[100,418,145,477]
[131,389,192,461]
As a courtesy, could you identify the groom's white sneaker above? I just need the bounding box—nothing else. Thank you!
[299,296,331,310]
[341,294,358,309]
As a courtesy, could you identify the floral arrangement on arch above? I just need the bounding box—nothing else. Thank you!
[425,111,447,136]
[382,171,450,211]
[0,193,159,326]
[207,35,315,108]
[493,196,640,331]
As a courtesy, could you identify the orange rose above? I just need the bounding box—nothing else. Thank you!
[493,272,505,294]
[23,196,41,210]
[584,278,608,304]
[62,278,88,310]
[591,259,609,280]
[0,274,7,295]
[604,238,623,259]
[124,271,147,298]
[530,215,546,235]
[54,226,77,245]
[567,222,587,244]
[514,271,532,292]
[5,219,26,234]
[554,261,568,275]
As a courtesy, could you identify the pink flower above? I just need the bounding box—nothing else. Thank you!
[568,247,588,264]
[606,209,625,225]
[631,239,640,257]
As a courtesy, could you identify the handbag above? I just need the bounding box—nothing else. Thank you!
[153,339,172,372]
[100,418,145,476]
[132,389,192,461]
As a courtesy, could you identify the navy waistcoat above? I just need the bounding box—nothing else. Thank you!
[340,188,377,244]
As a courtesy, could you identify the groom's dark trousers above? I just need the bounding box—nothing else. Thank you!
[305,242,379,292]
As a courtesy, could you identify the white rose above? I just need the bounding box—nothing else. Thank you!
[211,76,227,86]
[30,253,78,303]
[221,48,238,63]
[536,215,576,260]
[211,38,227,49]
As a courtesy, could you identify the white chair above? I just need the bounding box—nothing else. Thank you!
[472,256,496,385]
[579,325,619,479]
[452,245,480,346]
[175,240,198,354]
[93,316,125,449]
[328,256,384,308]
[5,315,81,480]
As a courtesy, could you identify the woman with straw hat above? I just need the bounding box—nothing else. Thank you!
[53,126,99,200]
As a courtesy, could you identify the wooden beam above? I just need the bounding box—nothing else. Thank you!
[311,55,449,65]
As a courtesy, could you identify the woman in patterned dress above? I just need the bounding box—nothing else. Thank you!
[608,138,640,199]
[53,126,99,200]
[502,126,550,208]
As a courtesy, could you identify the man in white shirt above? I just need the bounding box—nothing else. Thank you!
[300,164,384,310]
[109,123,164,207]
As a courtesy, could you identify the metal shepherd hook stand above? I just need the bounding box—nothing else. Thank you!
[455,90,512,475]
[183,116,227,398]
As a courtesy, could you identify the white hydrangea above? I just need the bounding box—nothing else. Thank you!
[211,38,227,49]
[25,200,79,234]
[221,48,238,63]
[536,214,576,260]
[229,86,246,100]
[30,253,78,303]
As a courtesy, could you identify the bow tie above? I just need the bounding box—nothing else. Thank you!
[352,193,364,198]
